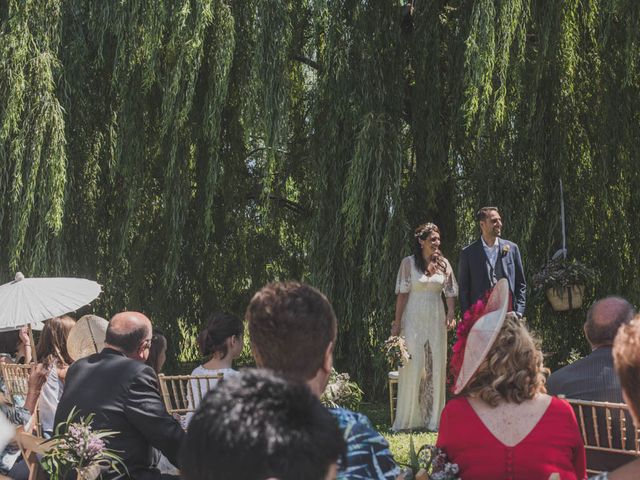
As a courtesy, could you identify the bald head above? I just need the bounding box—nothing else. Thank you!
[105,311,152,358]
[585,297,635,349]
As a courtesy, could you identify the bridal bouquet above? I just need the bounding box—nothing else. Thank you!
[41,408,126,480]
[384,335,411,368]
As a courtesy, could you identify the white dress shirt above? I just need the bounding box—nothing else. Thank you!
[482,236,499,268]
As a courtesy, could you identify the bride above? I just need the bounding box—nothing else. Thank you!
[391,222,457,431]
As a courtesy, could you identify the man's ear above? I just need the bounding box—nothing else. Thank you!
[322,341,334,374]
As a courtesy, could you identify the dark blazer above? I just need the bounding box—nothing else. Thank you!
[547,347,623,402]
[54,348,184,480]
[458,237,526,316]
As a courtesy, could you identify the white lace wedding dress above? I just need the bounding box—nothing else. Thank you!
[392,255,458,431]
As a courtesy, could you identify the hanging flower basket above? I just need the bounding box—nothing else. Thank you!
[532,258,596,312]
[545,285,585,311]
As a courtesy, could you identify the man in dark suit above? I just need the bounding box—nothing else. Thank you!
[547,296,635,471]
[54,312,184,480]
[547,296,635,400]
[458,206,526,316]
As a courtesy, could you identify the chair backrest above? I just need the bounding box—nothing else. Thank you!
[1,363,32,402]
[564,398,640,474]
[158,373,224,416]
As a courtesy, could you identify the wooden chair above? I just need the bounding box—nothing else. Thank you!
[1,363,43,437]
[388,371,398,424]
[564,398,640,475]
[1,363,32,403]
[158,373,224,417]
[14,427,55,480]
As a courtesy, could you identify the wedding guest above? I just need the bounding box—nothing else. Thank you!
[180,368,345,480]
[144,330,179,477]
[0,327,32,365]
[185,313,243,425]
[33,315,76,437]
[146,330,168,375]
[548,296,635,401]
[247,281,401,480]
[547,296,635,471]
[54,311,184,480]
[590,315,640,479]
[391,222,457,431]
[437,279,586,479]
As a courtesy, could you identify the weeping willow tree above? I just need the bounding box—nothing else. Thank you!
[1,0,639,395]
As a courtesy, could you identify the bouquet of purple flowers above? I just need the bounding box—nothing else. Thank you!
[41,408,125,480]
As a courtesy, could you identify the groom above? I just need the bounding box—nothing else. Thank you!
[458,206,526,317]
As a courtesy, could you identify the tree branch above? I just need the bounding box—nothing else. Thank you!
[292,54,323,73]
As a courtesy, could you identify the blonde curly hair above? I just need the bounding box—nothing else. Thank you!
[461,314,549,406]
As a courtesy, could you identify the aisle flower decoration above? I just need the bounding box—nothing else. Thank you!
[401,438,461,480]
[321,368,363,411]
[41,408,126,480]
[384,335,411,368]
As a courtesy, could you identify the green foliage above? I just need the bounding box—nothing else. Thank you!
[1,0,640,397]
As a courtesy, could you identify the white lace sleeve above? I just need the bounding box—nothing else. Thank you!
[395,257,412,294]
[443,258,458,298]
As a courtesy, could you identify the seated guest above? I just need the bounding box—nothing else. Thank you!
[180,368,345,480]
[548,296,634,400]
[590,315,640,479]
[185,313,243,425]
[247,281,401,479]
[437,279,586,480]
[33,315,76,437]
[54,312,184,480]
[0,327,32,365]
[146,330,168,375]
[547,296,635,471]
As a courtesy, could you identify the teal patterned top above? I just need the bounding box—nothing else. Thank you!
[330,407,400,480]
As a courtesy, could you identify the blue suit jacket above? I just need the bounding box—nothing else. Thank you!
[457,237,526,316]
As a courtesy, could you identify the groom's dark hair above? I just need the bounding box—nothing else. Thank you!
[476,206,499,222]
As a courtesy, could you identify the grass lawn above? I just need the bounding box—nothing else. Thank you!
[359,401,438,467]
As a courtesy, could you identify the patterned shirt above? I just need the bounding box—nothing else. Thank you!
[329,407,400,480]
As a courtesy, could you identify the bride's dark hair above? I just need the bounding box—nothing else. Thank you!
[413,223,447,275]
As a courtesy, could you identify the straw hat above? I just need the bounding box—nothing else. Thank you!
[453,278,510,395]
[67,314,108,361]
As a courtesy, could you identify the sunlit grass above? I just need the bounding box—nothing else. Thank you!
[359,401,438,467]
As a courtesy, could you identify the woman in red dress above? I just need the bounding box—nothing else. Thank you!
[437,279,586,480]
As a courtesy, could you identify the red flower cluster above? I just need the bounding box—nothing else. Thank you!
[448,294,489,393]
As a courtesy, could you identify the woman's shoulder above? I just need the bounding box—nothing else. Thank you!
[191,365,237,376]
[442,396,471,414]
[547,395,579,418]
[401,255,414,265]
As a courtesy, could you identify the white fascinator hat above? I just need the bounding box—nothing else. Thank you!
[453,278,511,395]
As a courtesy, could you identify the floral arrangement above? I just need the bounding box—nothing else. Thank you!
[531,258,596,294]
[41,408,125,480]
[321,368,363,411]
[448,296,487,392]
[384,335,411,368]
[402,439,461,480]
[501,244,510,257]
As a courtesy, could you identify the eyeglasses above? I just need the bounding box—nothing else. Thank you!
[142,337,153,349]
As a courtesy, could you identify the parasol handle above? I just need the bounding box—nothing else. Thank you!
[28,324,37,363]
